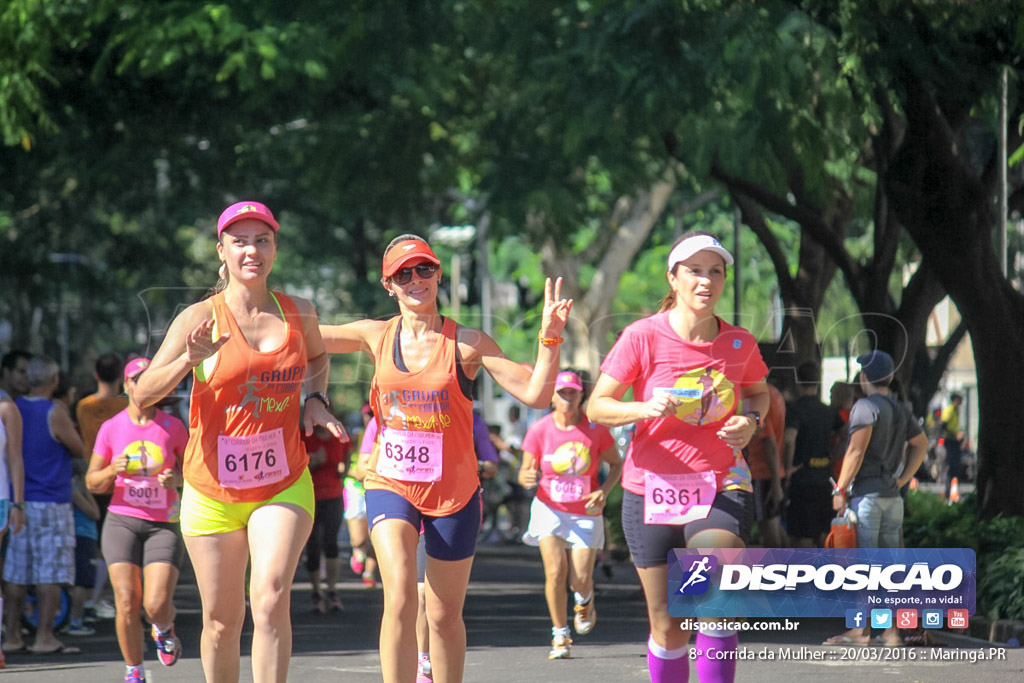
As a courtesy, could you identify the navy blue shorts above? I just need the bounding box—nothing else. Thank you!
[621,489,753,568]
[74,536,98,588]
[366,488,481,562]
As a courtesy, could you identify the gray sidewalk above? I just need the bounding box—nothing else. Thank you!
[3,542,1021,681]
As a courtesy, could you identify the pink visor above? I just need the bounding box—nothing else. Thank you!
[217,201,280,236]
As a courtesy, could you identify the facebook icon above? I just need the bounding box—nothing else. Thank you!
[845,609,865,629]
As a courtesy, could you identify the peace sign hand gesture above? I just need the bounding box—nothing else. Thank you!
[539,277,573,340]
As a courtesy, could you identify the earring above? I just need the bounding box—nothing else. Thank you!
[388,291,396,298]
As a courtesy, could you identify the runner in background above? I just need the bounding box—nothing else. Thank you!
[77,352,128,621]
[302,423,349,613]
[320,234,571,683]
[134,201,344,683]
[588,232,769,683]
[519,370,622,660]
[87,357,189,683]
[348,412,380,588]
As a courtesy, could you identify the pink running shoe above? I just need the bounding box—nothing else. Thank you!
[350,549,366,575]
[152,624,181,667]
[361,572,378,589]
[125,665,146,683]
[416,654,433,682]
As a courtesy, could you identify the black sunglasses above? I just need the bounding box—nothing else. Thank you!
[391,263,439,285]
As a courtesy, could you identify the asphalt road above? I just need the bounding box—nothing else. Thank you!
[2,542,1021,682]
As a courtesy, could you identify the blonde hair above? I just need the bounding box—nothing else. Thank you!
[658,230,724,313]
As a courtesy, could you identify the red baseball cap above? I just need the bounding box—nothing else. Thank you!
[124,357,151,381]
[217,201,280,237]
[382,239,441,278]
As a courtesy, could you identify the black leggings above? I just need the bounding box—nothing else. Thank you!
[305,496,343,573]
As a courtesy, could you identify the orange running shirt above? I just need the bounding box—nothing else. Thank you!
[183,291,308,502]
[365,317,477,516]
[77,395,129,455]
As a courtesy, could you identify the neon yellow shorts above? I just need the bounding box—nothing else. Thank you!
[180,468,315,537]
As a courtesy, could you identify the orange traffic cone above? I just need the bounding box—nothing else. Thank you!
[948,477,961,503]
[909,477,918,490]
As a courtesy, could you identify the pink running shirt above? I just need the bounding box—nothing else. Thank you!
[93,409,188,523]
[522,413,616,515]
[599,313,768,496]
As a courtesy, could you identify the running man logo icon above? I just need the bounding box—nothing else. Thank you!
[677,555,718,595]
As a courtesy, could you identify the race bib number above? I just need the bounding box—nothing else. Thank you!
[122,476,167,509]
[549,475,590,503]
[644,471,716,525]
[217,428,288,489]
[376,428,443,482]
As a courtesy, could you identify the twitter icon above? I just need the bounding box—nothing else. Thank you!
[870,609,892,629]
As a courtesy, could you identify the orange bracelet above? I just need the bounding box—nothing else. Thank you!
[538,331,564,346]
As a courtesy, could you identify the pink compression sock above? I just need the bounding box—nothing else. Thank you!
[694,632,738,683]
[647,635,689,683]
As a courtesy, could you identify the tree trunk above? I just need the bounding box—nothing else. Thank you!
[541,178,679,375]
[887,77,1024,518]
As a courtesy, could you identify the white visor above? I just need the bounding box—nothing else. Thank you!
[667,235,734,270]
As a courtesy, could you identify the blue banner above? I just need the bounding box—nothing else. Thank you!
[667,548,975,618]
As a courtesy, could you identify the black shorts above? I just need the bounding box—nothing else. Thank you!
[101,512,185,569]
[752,479,782,521]
[786,484,833,540]
[621,489,753,568]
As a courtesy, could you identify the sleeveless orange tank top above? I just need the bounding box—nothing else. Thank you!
[183,291,308,502]
[365,316,477,515]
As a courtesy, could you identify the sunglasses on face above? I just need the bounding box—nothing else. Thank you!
[391,263,439,285]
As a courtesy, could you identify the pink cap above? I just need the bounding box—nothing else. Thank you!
[217,201,280,236]
[124,357,151,381]
[555,371,583,391]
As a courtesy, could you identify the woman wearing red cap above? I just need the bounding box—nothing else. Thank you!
[135,201,344,683]
[517,370,621,660]
[86,358,189,683]
[587,231,769,683]
[320,234,572,683]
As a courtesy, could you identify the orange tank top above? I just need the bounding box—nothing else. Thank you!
[183,291,308,502]
[365,316,477,515]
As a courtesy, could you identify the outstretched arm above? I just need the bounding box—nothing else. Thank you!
[135,301,225,409]
[319,319,387,355]
[476,277,573,408]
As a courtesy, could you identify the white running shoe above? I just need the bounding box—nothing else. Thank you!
[548,633,572,659]
[573,599,596,635]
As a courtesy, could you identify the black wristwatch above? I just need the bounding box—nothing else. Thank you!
[305,391,331,410]
[744,411,762,432]
[11,502,24,511]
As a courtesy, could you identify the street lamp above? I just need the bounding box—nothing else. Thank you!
[430,225,477,320]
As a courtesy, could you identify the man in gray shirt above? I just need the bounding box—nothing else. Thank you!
[824,350,928,647]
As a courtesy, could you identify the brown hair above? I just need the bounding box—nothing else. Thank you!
[658,230,723,313]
